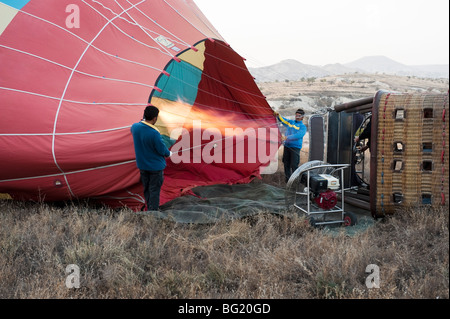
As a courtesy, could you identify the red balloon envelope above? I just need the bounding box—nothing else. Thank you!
[0,0,280,210]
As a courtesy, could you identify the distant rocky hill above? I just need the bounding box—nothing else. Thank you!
[249,56,449,82]
[257,73,449,117]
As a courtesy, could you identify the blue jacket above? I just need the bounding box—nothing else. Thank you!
[277,114,307,149]
[131,121,171,171]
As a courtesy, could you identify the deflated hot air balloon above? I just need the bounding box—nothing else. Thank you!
[0,0,280,210]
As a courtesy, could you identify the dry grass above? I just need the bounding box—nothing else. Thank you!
[0,197,448,299]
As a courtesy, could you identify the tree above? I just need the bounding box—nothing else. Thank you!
[307,77,316,86]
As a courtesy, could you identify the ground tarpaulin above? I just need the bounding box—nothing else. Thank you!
[142,181,288,224]
[138,181,376,236]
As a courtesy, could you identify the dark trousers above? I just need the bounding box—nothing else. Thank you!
[140,170,164,211]
[282,147,300,183]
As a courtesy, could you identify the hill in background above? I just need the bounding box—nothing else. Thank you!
[257,73,449,117]
[249,56,449,82]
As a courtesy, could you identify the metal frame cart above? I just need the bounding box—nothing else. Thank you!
[286,161,357,227]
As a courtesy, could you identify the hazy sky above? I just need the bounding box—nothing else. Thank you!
[194,0,449,68]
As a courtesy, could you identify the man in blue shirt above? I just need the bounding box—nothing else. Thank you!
[131,105,172,211]
[274,109,307,183]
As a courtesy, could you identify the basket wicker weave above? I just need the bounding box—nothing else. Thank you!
[371,91,449,217]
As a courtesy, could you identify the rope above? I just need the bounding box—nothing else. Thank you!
[379,93,391,214]
[0,160,137,184]
[153,82,270,112]
[84,0,174,58]
[125,0,194,49]
[91,0,186,46]
[441,90,449,205]
[112,0,180,60]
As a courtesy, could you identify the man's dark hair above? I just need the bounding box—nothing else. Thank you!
[143,105,159,120]
[296,109,305,115]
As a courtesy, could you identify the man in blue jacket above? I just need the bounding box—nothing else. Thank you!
[274,109,307,183]
[131,105,172,211]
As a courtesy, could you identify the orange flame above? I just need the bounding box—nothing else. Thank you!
[152,97,265,139]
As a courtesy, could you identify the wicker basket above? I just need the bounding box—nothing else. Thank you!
[371,91,449,217]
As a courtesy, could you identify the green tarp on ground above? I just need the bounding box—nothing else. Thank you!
[152,181,288,224]
[138,181,376,236]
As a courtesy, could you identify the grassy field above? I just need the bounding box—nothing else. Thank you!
[0,195,448,299]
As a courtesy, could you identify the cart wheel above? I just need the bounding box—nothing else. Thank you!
[343,211,357,227]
